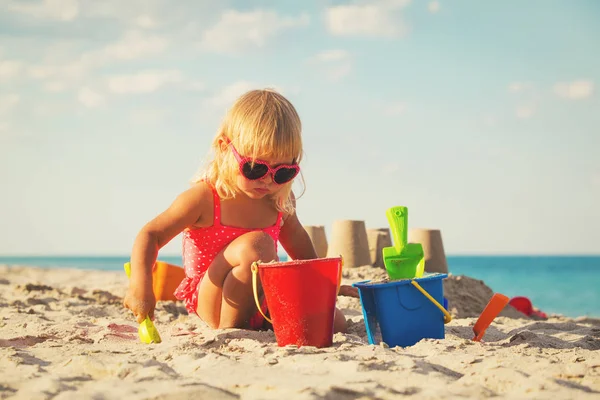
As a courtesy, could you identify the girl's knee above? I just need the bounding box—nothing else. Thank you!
[334,307,348,333]
[235,231,278,265]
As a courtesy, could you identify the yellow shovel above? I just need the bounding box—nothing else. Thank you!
[124,262,162,344]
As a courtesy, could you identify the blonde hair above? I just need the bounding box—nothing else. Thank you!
[195,88,304,215]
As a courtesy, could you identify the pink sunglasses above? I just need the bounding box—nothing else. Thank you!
[226,139,300,185]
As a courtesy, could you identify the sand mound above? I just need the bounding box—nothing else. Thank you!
[342,265,527,319]
[443,274,527,319]
[1,264,599,399]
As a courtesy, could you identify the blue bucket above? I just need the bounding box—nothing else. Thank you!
[353,273,450,347]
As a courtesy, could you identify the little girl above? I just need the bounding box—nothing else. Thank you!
[123,88,351,332]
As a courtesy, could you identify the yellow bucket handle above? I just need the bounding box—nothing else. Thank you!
[250,256,344,325]
[410,280,452,324]
[251,262,272,324]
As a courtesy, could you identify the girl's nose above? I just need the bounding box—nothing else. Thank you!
[261,173,274,184]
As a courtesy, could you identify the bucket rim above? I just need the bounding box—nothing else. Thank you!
[352,273,448,289]
[254,256,342,269]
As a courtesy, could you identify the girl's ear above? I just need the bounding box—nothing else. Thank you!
[217,136,229,152]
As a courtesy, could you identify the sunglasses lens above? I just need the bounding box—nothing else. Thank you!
[242,162,268,180]
[274,168,298,184]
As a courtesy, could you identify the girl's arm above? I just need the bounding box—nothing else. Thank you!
[278,192,317,260]
[125,182,211,322]
[279,211,318,260]
[278,192,359,298]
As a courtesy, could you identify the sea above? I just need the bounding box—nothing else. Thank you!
[1,255,598,318]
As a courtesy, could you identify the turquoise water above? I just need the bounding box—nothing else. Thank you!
[446,256,599,318]
[1,255,598,318]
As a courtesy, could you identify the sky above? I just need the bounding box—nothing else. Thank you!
[0,0,599,257]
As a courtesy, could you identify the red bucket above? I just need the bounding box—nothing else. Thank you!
[251,257,343,348]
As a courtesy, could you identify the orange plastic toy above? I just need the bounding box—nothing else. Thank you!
[509,296,548,319]
[151,261,186,301]
[472,293,509,342]
[124,261,186,301]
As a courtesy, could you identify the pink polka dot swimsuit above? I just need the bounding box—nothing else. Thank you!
[173,184,283,327]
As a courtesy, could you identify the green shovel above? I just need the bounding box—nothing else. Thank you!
[382,206,425,280]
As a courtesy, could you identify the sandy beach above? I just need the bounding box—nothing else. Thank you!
[1,264,599,400]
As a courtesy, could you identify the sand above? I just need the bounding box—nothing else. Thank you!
[1,264,599,399]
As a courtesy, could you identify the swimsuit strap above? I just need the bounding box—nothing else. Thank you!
[210,185,221,226]
[275,211,283,229]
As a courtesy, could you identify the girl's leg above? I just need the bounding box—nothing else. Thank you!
[334,307,348,333]
[196,231,277,329]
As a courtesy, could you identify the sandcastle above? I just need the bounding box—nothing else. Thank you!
[326,220,371,268]
[409,228,448,274]
[304,221,448,273]
[367,228,391,268]
[304,225,328,258]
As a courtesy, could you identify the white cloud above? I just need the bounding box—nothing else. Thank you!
[428,1,441,13]
[7,0,79,21]
[200,10,310,54]
[0,122,28,142]
[307,50,352,82]
[18,30,168,92]
[0,60,23,81]
[508,81,539,121]
[326,0,410,38]
[508,82,538,119]
[134,15,158,29]
[33,102,69,117]
[512,80,594,101]
[205,82,293,110]
[327,64,352,82]
[107,70,184,94]
[377,0,411,6]
[516,105,535,119]
[0,122,15,142]
[508,82,533,93]
[130,109,168,125]
[0,124,31,142]
[6,0,168,28]
[383,102,406,116]
[482,115,497,128]
[207,81,260,108]
[0,94,20,114]
[29,30,167,82]
[78,87,104,108]
[80,0,183,29]
[43,81,67,92]
[28,65,56,80]
[188,81,205,92]
[85,30,168,65]
[308,49,350,63]
[382,162,401,174]
[554,80,594,100]
[80,0,139,18]
[26,62,87,89]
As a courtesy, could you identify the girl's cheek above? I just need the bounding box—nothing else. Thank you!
[235,175,246,188]
[236,176,253,191]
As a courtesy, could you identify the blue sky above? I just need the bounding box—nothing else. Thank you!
[1,0,598,256]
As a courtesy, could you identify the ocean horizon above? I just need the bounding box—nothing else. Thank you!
[2,254,599,319]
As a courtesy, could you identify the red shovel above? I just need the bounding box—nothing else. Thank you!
[472,293,509,342]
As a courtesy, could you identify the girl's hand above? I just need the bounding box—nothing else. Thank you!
[123,282,156,323]
[338,284,359,298]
